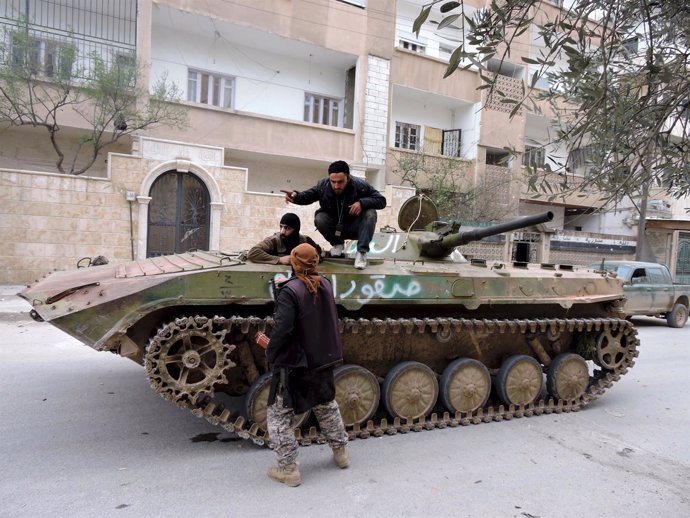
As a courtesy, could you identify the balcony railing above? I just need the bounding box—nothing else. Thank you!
[0,0,136,77]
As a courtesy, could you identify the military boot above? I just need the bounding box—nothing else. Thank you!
[332,446,349,469]
[267,463,301,487]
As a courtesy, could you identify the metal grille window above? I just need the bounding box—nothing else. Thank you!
[395,122,420,151]
[187,70,235,109]
[304,93,343,127]
[399,39,426,53]
[442,129,462,157]
[522,145,546,168]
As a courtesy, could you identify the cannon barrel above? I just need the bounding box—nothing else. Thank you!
[420,211,554,258]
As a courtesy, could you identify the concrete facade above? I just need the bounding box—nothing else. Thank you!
[0,0,686,283]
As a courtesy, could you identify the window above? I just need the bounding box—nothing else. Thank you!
[439,44,455,61]
[568,145,596,174]
[442,129,462,157]
[395,122,420,151]
[399,39,426,54]
[304,93,343,127]
[622,36,639,55]
[11,34,74,79]
[113,52,135,71]
[522,145,545,168]
[486,149,511,166]
[631,269,649,285]
[187,70,234,109]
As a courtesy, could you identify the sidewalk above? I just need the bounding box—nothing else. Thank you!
[0,285,32,321]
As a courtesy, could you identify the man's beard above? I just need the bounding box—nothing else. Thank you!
[283,232,301,254]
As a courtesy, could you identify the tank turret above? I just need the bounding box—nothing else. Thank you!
[418,211,554,259]
[370,195,554,261]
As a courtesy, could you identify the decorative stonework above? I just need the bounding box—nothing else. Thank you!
[485,73,524,115]
[362,55,390,166]
[139,137,224,167]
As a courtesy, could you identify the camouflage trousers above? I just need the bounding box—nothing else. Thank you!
[267,394,348,467]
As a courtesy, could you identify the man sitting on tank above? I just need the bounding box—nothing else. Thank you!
[283,160,386,270]
[247,213,322,265]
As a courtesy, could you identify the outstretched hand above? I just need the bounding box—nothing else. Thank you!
[281,189,297,204]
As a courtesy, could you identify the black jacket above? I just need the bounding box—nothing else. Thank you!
[292,176,386,223]
[266,276,342,371]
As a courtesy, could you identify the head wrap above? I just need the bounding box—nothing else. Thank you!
[328,160,350,175]
[280,212,301,233]
[290,243,321,296]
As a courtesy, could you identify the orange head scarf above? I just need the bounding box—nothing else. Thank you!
[290,243,321,296]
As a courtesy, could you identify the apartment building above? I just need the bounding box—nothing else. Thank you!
[1,0,688,283]
[390,0,690,276]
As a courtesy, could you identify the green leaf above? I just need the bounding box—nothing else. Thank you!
[438,14,460,30]
[440,1,461,13]
[521,57,540,64]
[413,5,432,36]
[444,59,460,78]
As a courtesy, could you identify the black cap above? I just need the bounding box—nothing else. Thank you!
[328,160,350,175]
[280,212,301,233]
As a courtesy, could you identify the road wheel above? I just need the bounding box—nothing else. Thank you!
[666,303,688,328]
[245,372,310,433]
[595,328,628,370]
[334,364,380,427]
[382,361,438,420]
[439,358,491,413]
[546,353,589,401]
[496,355,544,407]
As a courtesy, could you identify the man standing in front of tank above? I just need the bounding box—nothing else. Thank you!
[283,160,386,270]
[264,243,349,487]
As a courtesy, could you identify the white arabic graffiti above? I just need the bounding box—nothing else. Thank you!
[345,234,405,256]
[271,272,422,305]
[332,274,421,304]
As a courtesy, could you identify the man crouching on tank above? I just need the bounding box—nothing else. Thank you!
[247,213,322,265]
[264,243,349,486]
[283,160,386,270]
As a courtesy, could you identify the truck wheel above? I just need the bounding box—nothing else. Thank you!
[666,303,688,328]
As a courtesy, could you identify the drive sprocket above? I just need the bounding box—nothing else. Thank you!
[145,316,236,405]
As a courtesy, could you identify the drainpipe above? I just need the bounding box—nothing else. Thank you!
[126,191,136,260]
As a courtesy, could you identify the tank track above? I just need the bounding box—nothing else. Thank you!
[145,316,640,448]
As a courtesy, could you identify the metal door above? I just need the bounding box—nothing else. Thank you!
[677,233,690,284]
[147,171,210,257]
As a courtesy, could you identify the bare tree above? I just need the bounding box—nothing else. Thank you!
[0,23,186,175]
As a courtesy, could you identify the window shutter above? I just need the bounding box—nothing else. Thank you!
[424,127,442,155]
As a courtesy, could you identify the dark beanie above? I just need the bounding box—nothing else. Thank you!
[328,160,350,175]
[280,212,301,233]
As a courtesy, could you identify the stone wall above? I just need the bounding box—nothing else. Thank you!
[1,150,414,284]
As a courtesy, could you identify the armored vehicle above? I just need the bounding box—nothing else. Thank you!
[21,196,639,445]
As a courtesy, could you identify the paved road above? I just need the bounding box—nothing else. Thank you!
[1,287,689,517]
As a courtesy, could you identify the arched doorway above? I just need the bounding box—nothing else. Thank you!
[146,171,210,257]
